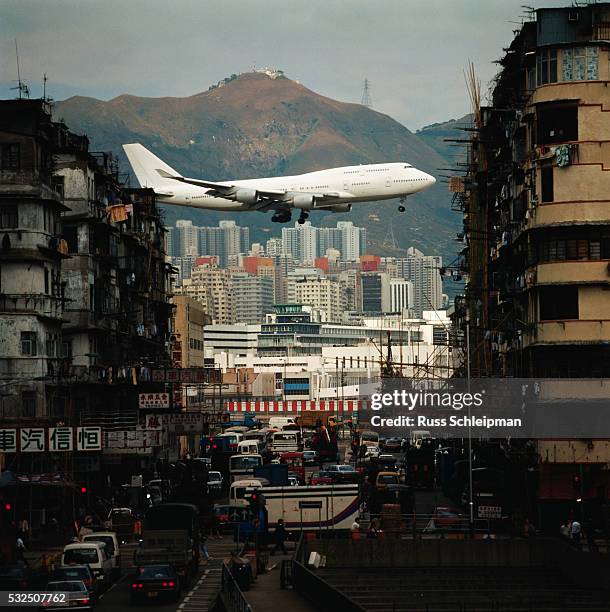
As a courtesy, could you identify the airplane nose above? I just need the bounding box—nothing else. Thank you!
[423,172,436,187]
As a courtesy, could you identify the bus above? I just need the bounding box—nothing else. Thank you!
[271,431,302,454]
[229,454,263,482]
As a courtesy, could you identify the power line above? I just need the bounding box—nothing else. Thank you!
[361,78,372,108]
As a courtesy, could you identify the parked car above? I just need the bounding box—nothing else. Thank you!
[51,565,97,595]
[207,471,223,494]
[309,471,333,486]
[130,565,180,603]
[43,580,93,610]
[82,532,121,579]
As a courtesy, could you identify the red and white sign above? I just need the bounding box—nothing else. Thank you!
[138,392,170,409]
[225,400,367,413]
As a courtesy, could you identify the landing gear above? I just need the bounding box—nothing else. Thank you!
[272,211,292,223]
[398,197,406,213]
[297,211,309,225]
[398,205,406,212]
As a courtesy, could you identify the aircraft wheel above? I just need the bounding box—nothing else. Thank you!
[398,205,406,212]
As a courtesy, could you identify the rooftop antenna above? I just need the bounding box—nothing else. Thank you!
[361,78,372,108]
[11,39,30,99]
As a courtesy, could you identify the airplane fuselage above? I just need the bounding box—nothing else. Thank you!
[157,162,434,210]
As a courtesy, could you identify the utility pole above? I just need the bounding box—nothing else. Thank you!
[466,318,474,537]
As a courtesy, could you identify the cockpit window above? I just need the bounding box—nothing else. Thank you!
[403,164,412,168]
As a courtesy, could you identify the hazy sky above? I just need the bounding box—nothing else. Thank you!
[1,0,561,130]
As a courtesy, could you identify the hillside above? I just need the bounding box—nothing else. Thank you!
[54,72,462,262]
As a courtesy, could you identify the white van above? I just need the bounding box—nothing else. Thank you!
[269,417,296,430]
[82,532,121,578]
[62,541,113,584]
[229,478,268,507]
[237,440,260,455]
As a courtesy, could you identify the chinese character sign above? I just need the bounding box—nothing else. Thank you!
[0,429,17,452]
[20,428,45,452]
[138,393,170,409]
[49,427,73,452]
[76,427,102,451]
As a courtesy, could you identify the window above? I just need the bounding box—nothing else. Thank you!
[21,331,37,356]
[0,205,18,229]
[0,143,20,171]
[63,226,77,253]
[537,105,578,145]
[537,49,557,86]
[539,286,579,320]
[21,391,36,418]
[541,165,554,203]
[563,47,598,82]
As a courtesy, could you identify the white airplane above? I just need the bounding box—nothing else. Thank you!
[123,143,436,224]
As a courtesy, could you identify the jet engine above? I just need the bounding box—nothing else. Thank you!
[292,194,316,210]
[328,203,352,213]
[233,188,258,205]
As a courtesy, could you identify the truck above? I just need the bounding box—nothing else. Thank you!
[254,463,289,486]
[135,503,200,587]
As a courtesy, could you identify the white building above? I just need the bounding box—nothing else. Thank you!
[389,278,414,315]
[396,247,443,316]
[292,277,346,323]
[230,273,275,324]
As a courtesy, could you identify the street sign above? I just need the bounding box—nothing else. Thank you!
[478,505,502,519]
[299,501,323,509]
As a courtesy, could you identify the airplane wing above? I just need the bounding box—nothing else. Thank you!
[156,168,341,208]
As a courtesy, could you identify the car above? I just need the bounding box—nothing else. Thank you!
[130,565,180,603]
[364,446,380,459]
[383,438,403,453]
[107,507,135,542]
[43,580,93,610]
[378,454,399,470]
[207,471,223,494]
[375,471,401,490]
[81,532,121,579]
[430,507,467,529]
[309,471,333,486]
[327,464,359,483]
[61,542,112,586]
[51,565,97,595]
[302,450,318,465]
[0,566,32,590]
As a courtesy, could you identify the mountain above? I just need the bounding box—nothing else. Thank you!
[54,72,462,262]
[417,114,472,166]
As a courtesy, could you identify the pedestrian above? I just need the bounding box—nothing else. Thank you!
[523,517,535,538]
[15,536,28,566]
[199,530,212,563]
[211,513,222,539]
[571,519,582,546]
[18,517,29,544]
[270,519,288,555]
[368,519,380,539]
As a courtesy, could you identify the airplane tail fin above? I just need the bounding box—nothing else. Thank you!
[122,143,181,191]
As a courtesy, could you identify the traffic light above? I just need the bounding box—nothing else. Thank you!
[79,486,87,494]
[572,474,581,490]
[4,502,11,511]
[248,492,259,513]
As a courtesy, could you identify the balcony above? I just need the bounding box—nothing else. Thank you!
[536,260,610,285]
[524,319,610,347]
[529,200,610,228]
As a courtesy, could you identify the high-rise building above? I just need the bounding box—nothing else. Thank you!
[230,273,275,324]
[169,219,250,266]
[282,221,318,262]
[361,272,391,313]
[292,277,346,323]
[170,296,211,368]
[337,221,367,261]
[265,237,284,256]
[187,261,234,324]
[390,278,414,315]
[396,248,442,316]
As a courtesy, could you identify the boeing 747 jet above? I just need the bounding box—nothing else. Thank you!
[123,143,436,224]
